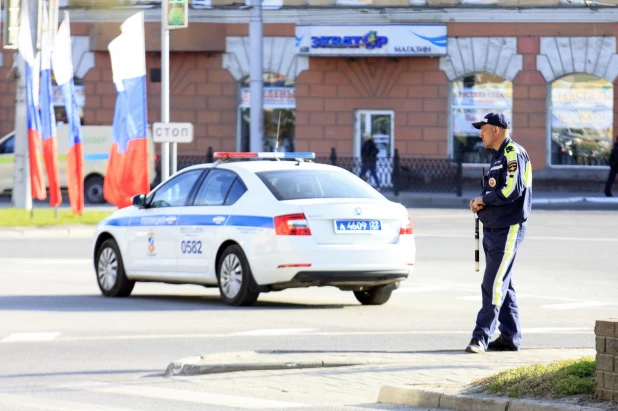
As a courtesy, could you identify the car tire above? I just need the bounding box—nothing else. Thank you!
[217,245,259,306]
[85,175,105,204]
[95,239,135,297]
[354,286,392,305]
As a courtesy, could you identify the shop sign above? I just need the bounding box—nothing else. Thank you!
[551,87,613,109]
[452,108,513,136]
[241,87,295,108]
[52,84,85,107]
[295,24,447,56]
[452,87,512,109]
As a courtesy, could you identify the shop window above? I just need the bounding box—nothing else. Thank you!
[550,74,613,166]
[451,73,513,164]
[239,72,295,152]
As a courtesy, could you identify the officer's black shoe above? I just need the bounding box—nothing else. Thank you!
[465,338,485,354]
[487,335,519,352]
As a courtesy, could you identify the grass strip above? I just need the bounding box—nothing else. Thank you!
[0,208,112,227]
[470,357,596,399]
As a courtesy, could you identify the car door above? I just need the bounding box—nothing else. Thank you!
[126,169,204,274]
[176,169,247,276]
[0,135,15,193]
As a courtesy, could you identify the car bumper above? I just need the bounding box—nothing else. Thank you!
[248,240,415,288]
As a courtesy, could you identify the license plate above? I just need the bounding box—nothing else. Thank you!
[334,220,382,233]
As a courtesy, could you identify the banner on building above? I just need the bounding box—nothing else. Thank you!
[295,24,447,56]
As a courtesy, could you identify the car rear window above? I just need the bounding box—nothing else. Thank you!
[256,169,383,201]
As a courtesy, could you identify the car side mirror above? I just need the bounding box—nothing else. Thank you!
[132,194,147,208]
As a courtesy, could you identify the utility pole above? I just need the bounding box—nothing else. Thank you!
[11,0,38,210]
[249,0,263,152]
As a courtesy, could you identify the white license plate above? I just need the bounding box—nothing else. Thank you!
[334,220,382,233]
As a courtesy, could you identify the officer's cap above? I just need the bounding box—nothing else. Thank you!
[472,112,510,130]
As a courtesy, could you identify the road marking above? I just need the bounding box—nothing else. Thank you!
[1,327,593,344]
[73,381,308,409]
[542,301,618,310]
[415,234,618,242]
[1,332,61,342]
[230,328,317,336]
[0,392,135,411]
[0,258,91,265]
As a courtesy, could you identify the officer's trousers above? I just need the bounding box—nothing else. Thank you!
[472,222,527,349]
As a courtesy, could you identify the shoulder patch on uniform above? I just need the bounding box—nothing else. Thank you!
[505,145,515,153]
[507,160,518,173]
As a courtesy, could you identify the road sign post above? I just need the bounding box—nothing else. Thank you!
[161,0,188,182]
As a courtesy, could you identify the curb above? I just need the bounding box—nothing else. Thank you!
[377,387,607,411]
[164,356,365,377]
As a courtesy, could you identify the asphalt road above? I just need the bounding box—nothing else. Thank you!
[0,207,616,410]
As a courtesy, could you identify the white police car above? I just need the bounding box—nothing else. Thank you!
[93,152,416,306]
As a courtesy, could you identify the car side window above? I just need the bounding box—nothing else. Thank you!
[224,178,247,205]
[0,136,14,154]
[193,169,237,206]
[149,169,203,208]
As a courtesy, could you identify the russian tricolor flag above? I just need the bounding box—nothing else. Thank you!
[40,8,61,208]
[19,0,46,201]
[104,12,149,209]
[52,12,83,215]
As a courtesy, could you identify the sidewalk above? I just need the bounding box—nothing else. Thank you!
[383,189,618,209]
[164,348,610,410]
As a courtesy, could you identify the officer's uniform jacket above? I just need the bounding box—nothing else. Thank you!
[478,138,532,230]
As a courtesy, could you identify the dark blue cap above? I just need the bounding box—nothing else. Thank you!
[472,112,510,130]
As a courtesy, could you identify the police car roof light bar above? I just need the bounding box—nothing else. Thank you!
[213,152,316,160]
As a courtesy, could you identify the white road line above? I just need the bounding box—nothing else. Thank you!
[0,258,91,265]
[1,327,593,344]
[230,328,317,336]
[542,301,618,310]
[415,234,618,242]
[79,381,307,409]
[1,332,61,342]
[0,392,135,411]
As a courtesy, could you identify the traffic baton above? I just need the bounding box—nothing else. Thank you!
[474,214,480,272]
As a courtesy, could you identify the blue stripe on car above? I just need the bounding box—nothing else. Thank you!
[104,215,274,229]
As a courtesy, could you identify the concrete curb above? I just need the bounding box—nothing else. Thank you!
[377,386,607,411]
[164,356,365,377]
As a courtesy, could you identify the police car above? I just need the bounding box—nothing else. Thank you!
[92,152,416,306]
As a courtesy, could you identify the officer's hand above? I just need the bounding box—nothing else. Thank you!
[470,197,485,213]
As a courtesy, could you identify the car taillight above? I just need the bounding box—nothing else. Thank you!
[400,216,413,235]
[274,213,312,236]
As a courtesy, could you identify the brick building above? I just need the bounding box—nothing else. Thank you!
[1,0,617,186]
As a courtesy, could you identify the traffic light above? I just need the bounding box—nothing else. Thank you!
[165,0,188,30]
[3,0,21,49]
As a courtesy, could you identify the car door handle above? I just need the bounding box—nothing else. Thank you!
[165,216,178,224]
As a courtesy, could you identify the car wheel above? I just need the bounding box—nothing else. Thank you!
[95,239,135,297]
[217,245,259,306]
[354,286,392,305]
[85,175,105,204]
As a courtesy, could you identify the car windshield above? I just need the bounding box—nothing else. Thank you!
[256,169,383,201]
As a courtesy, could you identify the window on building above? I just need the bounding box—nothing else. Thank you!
[550,74,613,166]
[239,72,295,152]
[451,73,513,164]
[52,76,86,125]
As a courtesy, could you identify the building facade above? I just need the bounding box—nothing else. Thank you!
[1,0,617,185]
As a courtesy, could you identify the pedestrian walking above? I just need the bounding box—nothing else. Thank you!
[359,133,380,189]
[604,137,618,197]
[466,112,532,354]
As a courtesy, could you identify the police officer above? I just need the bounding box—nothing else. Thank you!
[466,112,532,354]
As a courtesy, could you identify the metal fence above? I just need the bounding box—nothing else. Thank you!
[153,148,463,196]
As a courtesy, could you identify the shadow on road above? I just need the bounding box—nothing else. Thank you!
[0,294,349,311]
